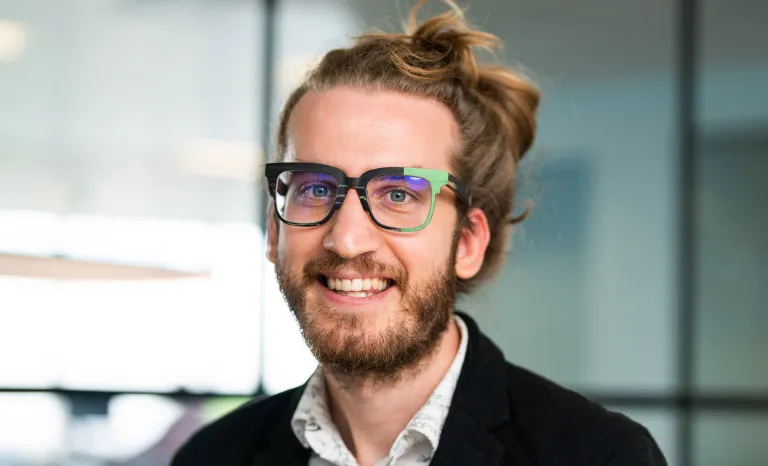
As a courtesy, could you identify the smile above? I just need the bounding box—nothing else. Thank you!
[320,275,394,298]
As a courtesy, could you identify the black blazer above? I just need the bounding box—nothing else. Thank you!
[172,312,667,465]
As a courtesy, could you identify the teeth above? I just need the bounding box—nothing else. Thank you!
[326,276,390,292]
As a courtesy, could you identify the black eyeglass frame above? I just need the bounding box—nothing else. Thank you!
[264,162,472,232]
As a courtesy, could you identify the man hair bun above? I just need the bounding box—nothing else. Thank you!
[366,0,498,88]
[357,0,538,163]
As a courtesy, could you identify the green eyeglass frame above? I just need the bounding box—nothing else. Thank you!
[265,162,472,232]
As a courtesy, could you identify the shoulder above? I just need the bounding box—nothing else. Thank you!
[171,388,300,466]
[453,313,667,464]
[502,362,667,465]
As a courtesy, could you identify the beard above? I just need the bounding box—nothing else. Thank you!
[275,246,458,383]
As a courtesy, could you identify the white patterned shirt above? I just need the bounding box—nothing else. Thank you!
[291,315,469,466]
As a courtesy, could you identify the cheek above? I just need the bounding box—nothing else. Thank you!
[278,228,322,270]
[389,228,455,278]
[418,203,459,263]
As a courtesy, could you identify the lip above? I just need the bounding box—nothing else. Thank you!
[315,278,396,307]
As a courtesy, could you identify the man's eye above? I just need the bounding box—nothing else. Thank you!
[303,184,330,197]
[388,189,409,203]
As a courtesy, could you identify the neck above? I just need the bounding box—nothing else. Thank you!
[323,316,461,466]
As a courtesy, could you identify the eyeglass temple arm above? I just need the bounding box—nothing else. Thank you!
[446,175,472,205]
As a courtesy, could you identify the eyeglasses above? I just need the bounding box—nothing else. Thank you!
[265,162,471,232]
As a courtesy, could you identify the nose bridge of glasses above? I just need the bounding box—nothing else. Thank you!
[333,178,369,209]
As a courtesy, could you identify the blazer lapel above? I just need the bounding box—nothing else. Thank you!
[430,408,504,466]
[251,383,312,466]
[251,435,310,466]
[430,312,512,466]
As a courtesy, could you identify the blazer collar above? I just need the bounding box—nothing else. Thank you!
[251,383,311,466]
[252,311,510,466]
[429,311,509,466]
[450,311,510,429]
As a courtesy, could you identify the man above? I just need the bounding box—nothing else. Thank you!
[173,1,667,465]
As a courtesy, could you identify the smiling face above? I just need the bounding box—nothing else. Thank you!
[268,87,490,378]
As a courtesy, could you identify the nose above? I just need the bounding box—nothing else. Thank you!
[323,189,382,259]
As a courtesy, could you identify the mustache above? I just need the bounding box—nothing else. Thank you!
[302,253,408,288]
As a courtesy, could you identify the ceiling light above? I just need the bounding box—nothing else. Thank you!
[0,19,26,63]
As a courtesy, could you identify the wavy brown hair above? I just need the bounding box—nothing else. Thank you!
[274,0,540,292]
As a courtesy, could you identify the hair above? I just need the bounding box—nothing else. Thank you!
[274,0,540,293]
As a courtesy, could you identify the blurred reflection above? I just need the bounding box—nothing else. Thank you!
[0,394,249,465]
[0,394,67,464]
[0,212,263,394]
[0,0,265,395]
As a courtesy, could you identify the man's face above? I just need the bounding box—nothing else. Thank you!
[268,87,466,378]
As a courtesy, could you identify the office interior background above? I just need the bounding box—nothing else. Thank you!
[0,0,765,465]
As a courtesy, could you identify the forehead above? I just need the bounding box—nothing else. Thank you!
[284,87,460,175]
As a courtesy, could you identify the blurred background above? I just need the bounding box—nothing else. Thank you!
[0,0,765,465]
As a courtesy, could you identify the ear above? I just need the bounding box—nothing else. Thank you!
[266,203,279,264]
[454,208,491,280]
